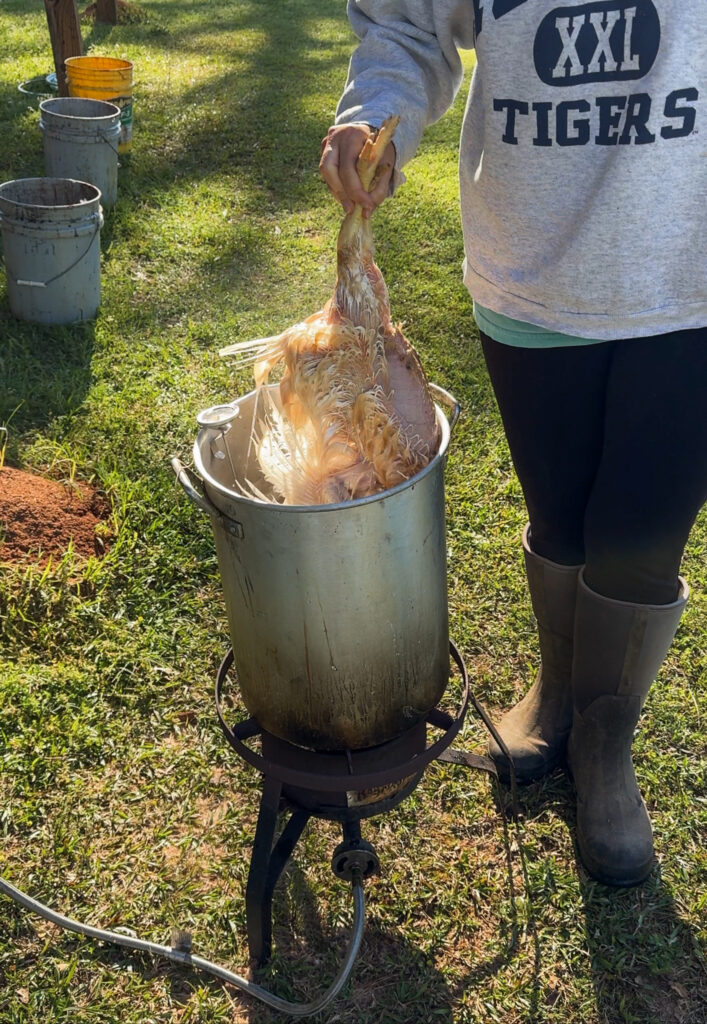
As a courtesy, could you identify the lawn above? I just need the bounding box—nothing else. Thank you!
[0,1,705,1022]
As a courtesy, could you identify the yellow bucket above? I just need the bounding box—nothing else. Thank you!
[65,56,134,153]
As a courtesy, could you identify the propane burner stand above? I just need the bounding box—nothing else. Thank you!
[216,641,514,967]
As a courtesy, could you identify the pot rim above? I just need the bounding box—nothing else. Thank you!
[194,383,453,514]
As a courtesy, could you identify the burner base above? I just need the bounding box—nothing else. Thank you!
[260,721,427,820]
[215,641,512,966]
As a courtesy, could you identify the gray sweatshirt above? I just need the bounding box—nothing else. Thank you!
[336,0,707,340]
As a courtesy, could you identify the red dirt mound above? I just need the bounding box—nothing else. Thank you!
[0,466,110,564]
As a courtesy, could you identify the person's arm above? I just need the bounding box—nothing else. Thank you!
[321,0,474,214]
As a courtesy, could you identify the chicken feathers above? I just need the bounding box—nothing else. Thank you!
[220,117,440,505]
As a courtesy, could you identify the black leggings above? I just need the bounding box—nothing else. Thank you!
[480,327,707,604]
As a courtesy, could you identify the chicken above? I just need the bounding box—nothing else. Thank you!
[219,117,440,505]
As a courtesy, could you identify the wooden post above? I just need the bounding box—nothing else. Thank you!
[43,0,83,96]
[96,0,119,24]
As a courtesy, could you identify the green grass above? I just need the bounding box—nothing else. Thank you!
[0,2,705,1022]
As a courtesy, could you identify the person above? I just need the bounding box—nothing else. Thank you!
[319,0,707,887]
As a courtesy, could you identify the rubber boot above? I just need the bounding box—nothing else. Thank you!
[489,525,582,782]
[567,572,688,886]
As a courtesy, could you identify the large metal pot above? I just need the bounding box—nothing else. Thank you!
[173,383,459,752]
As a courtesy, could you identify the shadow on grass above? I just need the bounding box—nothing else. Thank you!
[0,316,96,457]
[214,781,518,1022]
[0,83,45,184]
[500,771,707,1024]
[3,0,481,371]
[0,168,134,449]
[2,0,351,236]
[579,868,707,1024]
[0,864,455,1023]
[0,74,106,453]
[107,0,352,214]
[257,863,457,1024]
[152,919,455,1024]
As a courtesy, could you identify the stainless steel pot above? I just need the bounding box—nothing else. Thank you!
[173,382,459,751]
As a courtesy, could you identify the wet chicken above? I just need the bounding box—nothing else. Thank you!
[219,117,440,505]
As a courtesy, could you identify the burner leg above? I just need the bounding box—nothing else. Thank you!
[259,808,311,948]
[246,776,282,965]
[246,776,311,966]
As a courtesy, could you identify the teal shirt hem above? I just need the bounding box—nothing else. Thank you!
[473,302,609,349]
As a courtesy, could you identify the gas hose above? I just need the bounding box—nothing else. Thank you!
[0,872,364,1018]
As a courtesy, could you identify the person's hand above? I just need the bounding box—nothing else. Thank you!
[319,123,396,218]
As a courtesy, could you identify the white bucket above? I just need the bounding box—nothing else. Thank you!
[40,97,121,208]
[0,178,103,325]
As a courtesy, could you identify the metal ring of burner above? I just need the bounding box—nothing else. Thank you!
[215,641,470,794]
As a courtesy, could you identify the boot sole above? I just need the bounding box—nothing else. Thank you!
[567,752,656,887]
[576,835,657,888]
[492,747,565,785]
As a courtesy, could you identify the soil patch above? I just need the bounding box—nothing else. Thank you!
[0,466,110,565]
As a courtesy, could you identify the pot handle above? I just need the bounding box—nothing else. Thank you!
[171,457,244,538]
[429,383,461,437]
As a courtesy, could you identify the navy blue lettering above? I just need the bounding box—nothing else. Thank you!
[532,102,553,146]
[556,100,591,145]
[475,0,533,35]
[595,95,626,143]
[618,92,655,143]
[494,90,698,146]
[494,99,529,144]
[493,0,530,17]
[661,88,698,139]
[534,0,660,87]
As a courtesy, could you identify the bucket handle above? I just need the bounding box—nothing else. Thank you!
[3,211,103,288]
[429,382,461,437]
[171,457,244,539]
